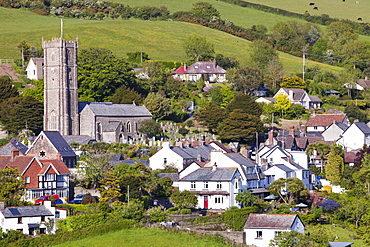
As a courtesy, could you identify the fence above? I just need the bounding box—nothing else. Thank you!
[0,59,14,64]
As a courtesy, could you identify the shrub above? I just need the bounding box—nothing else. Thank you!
[222,207,258,230]
[180,209,191,215]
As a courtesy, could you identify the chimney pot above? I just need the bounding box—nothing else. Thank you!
[0,202,4,210]
[212,162,217,171]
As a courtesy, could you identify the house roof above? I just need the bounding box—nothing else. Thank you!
[1,205,53,218]
[353,122,370,134]
[62,135,95,145]
[244,214,300,229]
[171,66,186,75]
[184,61,227,75]
[272,164,294,172]
[225,153,257,167]
[328,242,354,247]
[357,78,370,89]
[306,114,347,127]
[276,135,294,150]
[278,88,306,101]
[0,142,28,156]
[79,102,152,117]
[157,173,179,182]
[29,58,44,64]
[180,167,237,181]
[0,156,34,172]
[344,152,358,163]
[309,95,322,102]
[37,160,71,175]
[103,121,120,132]
[295,137,308,149]
[171,145,215,161]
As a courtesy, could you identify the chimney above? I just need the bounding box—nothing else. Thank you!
[11,149,19,160]
[288,90,294,100]
[212,162,217,171]
[289,126,295,136]
[268,129,274,145]
[0,202,4,210]
[197,154,201,161]
[162,141,170,149]
[213,58,216,68]
[366,76,368,80]
[300,125,306,135]
[354,119,359,122]
[184,63,187,71]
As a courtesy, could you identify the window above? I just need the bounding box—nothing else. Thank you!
[127,122,131,133]
[57,175,64,182]
[41,216,45,222]
[275,231,281,237]
[314,126,318,130]
[191,182,196,189]
[163,158,167,164]
[46,174,55,181]
[55,211,60,218]
[39,228,46,234]
[214,196,223,204]
[216,182,222,189]
[256,231,262,239]
[235,180,239,189]
[203,182,208,189]
[18,217,22,224]
[25,177,30,184]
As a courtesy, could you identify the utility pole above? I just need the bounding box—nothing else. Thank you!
[21,47,24,71]
[127,185,130,204]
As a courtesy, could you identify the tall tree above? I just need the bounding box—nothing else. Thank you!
[99,172,122,204]
[0,77,18,103]
[268,177,307,204]
[280,75,305,89]
[138,119,163,137]
[265,58,284,90]
[78,48,136,102]
[194,102,227,133]
[0,167,25,206]
[79,156,113,189]
[226,94,262,116]
[325,149,344,185]
[170,190,198,209]
[22,79,44,103]
[229,67,263,95]
[183,35,214,62]
[109,85,143,105]
[249,40,278,70]
[326,22,358,46]
[217,109,264,144]
[275,94,291,117]
[191,2,220,21]
[235,190,259,207]
[144,93,171,120]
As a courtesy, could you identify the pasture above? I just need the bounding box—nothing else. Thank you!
[0,7,344,75]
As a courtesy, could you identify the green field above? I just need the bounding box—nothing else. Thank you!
[0,7,344,76]
[53,228,232,247]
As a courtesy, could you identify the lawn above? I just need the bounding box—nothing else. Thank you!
[0,7,344,76]
[52,227,233,247]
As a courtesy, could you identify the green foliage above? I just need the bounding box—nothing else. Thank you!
[268,177,308,204]
[275,94,292,116]
[178,127,189,137]
[57,213,112,231]
[0,77,18,103]
[280,75,306,89]
[0,229,27,246]
[326,149,344,185]
[109,85,143,105]
[191,2,220,21]
[147,207,169,222]
[221,207,258,230]
[226,94,262,116]
[229,67,263,95]
[249,40,278,70]
[180,208,191,215]
[126,51,150,64]
[0,95,43,135]
[99,172,122,204]
[138,119,163,137]
[235,190,259,207]
[78,156,113,189]
[194,102,227,133]
[0,167,25,206]
[144,93,171,120]
[345,105,367,122]
[22,79,44,103]
[183,35,214,62]
[78,48,136,102]
[121,200,146,222]
[170,190,198,209]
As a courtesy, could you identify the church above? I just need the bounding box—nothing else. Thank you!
[42,37,152,143]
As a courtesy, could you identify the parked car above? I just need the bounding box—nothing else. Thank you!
[68,194,99,204]
[35,195,60,204]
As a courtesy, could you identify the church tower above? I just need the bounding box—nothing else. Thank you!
[42,37,79,135]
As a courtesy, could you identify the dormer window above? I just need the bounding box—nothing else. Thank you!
[195,66,198,69]
[206,66,210,69]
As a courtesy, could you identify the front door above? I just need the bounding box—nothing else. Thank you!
[204,196,208,209]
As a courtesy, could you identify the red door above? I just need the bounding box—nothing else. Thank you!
[204,196,208,209]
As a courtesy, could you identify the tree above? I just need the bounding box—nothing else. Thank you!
[0,96,43,135]
[226,94,262,116]
[147,206,169,222]
[229,67,263,95]
[275,94,292,117]
[280,75,305,89]
[121,200,145,222]
[353,154,370,195]
[325,149,344,185]
[22,79,44,103]
[109,85,143,105]
[249,40,278,70]
[345,105,367,122]
[0,167,25,206]
[267,178,307,204]
[215,54,238,69]
[78,48,136,102]
[99,172,122,204]
[79,156,113,189]
[338,40,370,69]
[0,77,18,103]
[144,93,171,120]
[183,35,214,62]
[306,142,331,173]
[178,127,189,137]
[138,119,162,137]
[235,190,259,207]
[265,58,284,90]
[270,231,310,247]
[170,190,198,209]
[326,21,358,46]
[194,102,227,133]
[271,22,296,48]
[217,109,264,144]
[126,51,150,64]
[191,2,220,21]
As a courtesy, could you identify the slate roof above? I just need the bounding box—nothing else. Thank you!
[244,214,299,229]
[273,164,294,172]
[180,167,237,181]
[103,121,120,132]
[295,137,308,149]
[309,95,322,102]
[226,153,257,167]
[157,173,179,182]
[171,145,215,161]
[328,242,354,247]
[184,61,227,75]
[306,114,347,127]
[353,122,370,134]
[357,78,370,89]
[1,205,53,218]
[40,131,76,157]
[0,142,28,155]
[79,102,152,117]
[276,135,294,149]
[278,88,306,101]
[63,135,95,145]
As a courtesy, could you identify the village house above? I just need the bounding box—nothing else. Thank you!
[171,61,227,83]
[26,58,44,80]
[244,214,304,247]
[336,121,370,151]
[306,114,349,132]
[321,122,348,142]
[0,201,67,235]
[178,165,241,209]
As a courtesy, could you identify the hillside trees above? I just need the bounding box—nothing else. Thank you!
[229,67,263,95]
[144,93,171,120]
[191,2,220,21]
[194,102,227,133]
[249,40,278,70]
[138,119,163,138]
[325,149,344,185]
[183,35,214,62]
[109,85,143,105]
[280,75,305,89]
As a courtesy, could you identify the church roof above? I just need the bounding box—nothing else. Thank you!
[79,102,152,117]
[103,121,121,132]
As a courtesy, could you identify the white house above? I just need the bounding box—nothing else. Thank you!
[244,214,304,247]
[0,201,66,235]
[274,88,322,109]
[322,122,348,142]
[26,58,44,80]
[171,61,227,83]
[336,121,370,151]
[178,166,241,209]
[306,114,348,132]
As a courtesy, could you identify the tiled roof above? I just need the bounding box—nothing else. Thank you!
[0,142,28,156]
[180,167,237,181]
[307,136,325,144]
[309,95,322,102]
[344,152,358,163]
[171,66,186,75]
[35,131,76,157]
[184,61,227,74]
[79,102,152,117]
[1,205,53,218]
[306,114,347,127]
[357,78,370,89]
[0,156,34,172]
[244,214,299,229]
[38,160,71,175]
[276,135,294,150]
[295,137,308,149]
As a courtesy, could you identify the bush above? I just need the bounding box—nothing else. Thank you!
[180,208,191,215]
[222,207,258,230]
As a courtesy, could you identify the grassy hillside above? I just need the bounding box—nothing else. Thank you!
[0,7,344,76]
[53,228,232,247]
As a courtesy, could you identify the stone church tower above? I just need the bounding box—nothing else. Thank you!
[42,37,79,135]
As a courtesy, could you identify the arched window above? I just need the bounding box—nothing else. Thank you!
[97,123,102,141]
[127,122,131,133]
[49,111,57,130]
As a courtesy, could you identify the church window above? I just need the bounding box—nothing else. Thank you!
[127,122,131,133]
[97,123,102,141]
[136,123,138,132]
[51,52,55,61]
[121,125,124,132]
[50,111,57,130]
